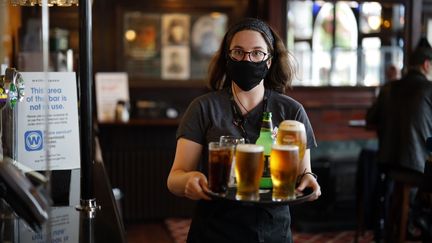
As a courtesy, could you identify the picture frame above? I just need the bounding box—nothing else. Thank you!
[116,4,233,87]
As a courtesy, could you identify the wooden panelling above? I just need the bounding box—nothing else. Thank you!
[287,87,377,141]
[98,122,196,221]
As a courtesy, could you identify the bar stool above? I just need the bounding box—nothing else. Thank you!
[385,168,425,243]
[355,148,381,242]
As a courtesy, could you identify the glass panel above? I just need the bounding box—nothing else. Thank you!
[330,48,357,86]
[361,38,403,86]
[292,42,311,86]
[311,2,358,85]
[287,0,405,87]
[360,2,382,34]
[335,2,357,49]
[313,2,333,52]
[428,19,432,45]
[361,37,381,86]
[1,3,84,242]
[287,0,313,39]
[392,4,405,32]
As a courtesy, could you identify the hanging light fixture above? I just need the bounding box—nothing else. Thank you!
[9,0,78,6]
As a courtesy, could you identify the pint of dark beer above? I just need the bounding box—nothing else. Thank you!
[270,144,299,201]
[208,142,234,195]
[276,120,306,161]
[234,144,264,201]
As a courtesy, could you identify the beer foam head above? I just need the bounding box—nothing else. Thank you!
[279,120,305,131]
[236,144,264,153]
[272,144,299,151]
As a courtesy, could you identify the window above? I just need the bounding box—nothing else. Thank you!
[287,1,405,86]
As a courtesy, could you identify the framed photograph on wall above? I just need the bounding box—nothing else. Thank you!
[190,13,228,79]
[123,12,161,79]
[116,1,247,87]
[162,46,190,80]
[162,14,190,46]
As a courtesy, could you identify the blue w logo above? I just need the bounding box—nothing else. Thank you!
[25,130,43,151]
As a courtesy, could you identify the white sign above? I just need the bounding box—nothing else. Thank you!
[95,72,129,122]
[18,169,80,242]
[17,72,80,171]
[19,206,80,243]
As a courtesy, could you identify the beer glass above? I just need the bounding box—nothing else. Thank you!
[235,144,264,201]
[276,120,306,162]
[219,136,245,187]
[208,142,234,195]
[270,144,299,201]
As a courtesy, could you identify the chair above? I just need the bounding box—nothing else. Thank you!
[385,169,426,243]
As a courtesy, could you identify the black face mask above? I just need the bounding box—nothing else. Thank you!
[226,59,269,91]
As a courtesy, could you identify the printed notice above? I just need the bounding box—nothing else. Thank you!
[17,72,80,170]
[95,72,129,122]
[19,206,79,243]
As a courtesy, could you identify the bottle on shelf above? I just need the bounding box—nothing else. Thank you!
[256,111,274,189]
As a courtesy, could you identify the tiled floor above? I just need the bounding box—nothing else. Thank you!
[126,221,174,243]
[127,219,375,243]
[126,219,424,243]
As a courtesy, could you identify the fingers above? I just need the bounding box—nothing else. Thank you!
[184,173,211,201]
[296,174,321,201]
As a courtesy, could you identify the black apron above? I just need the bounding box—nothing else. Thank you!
[186,199,292,243]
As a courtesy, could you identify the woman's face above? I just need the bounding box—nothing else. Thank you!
[229,30,271,66]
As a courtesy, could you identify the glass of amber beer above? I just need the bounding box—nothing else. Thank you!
[235,144,264,201]
[270,144,300,201]
[208,142,234,195]
[276,120,306,162]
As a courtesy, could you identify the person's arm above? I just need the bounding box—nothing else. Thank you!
[366,86,384,130]
[296,149,321,201]
[167,138,211,200]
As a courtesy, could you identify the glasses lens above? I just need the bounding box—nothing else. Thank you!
[229,50,244,61]
[229,49,269,62]
[250,50,266,62]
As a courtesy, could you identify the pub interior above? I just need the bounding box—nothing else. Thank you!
[1,0,432,242]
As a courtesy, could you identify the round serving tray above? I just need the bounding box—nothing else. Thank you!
[205,187,315,206]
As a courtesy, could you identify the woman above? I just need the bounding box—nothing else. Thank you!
[167,18,321,242]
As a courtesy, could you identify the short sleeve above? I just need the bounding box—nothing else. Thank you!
[176,97,209,145]
[295,105,317,149]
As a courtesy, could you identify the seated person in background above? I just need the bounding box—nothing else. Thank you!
[385,63,401,82]
[366,37,432,241]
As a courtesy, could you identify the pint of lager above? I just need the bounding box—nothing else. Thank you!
[276,120,306,161]
[270,144,299,201]
[235,144,264,201]
[208,142,234,195]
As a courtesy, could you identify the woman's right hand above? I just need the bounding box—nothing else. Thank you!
[184,171,211,200]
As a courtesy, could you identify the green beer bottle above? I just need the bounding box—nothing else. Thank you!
[256,111,274,189]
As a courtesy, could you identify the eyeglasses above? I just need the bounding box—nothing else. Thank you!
[228,49,271,63]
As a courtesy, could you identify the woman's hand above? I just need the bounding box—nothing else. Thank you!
[184,171,211,200]
[296,173,321,201]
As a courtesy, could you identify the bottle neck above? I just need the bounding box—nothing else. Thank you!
[260,120,273,131]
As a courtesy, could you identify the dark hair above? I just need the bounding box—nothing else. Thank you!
[410,37,432,66]
[207,18,296,93]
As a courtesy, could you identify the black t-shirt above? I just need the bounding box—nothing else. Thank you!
[177,88,317,175]
[176,88,317,243]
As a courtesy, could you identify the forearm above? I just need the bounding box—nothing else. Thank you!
[167,170,192,197]
[298,149,312,174]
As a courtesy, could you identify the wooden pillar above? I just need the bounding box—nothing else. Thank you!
[267,0,287,41]
[405,0,423,65]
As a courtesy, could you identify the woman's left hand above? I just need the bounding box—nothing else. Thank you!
[296,173,321,201]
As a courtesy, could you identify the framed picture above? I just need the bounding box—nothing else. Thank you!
[162,46,190,80]
[123,12,161,79]
[162,14,190,46]
[118,7,229,86]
